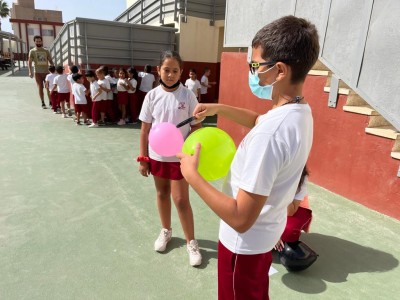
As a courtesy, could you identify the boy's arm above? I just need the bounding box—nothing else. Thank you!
[45,80,49,89]
[51,84,57,93]
[92,90,101,100]
[193,103,259,129]
[177,144,267,233]
[28,55,33,78]
[99,84,111,93]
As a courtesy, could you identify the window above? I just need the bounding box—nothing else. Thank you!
[28,28,40,36]
[42,29,54,36]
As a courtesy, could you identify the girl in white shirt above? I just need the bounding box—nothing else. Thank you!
[127,67,138,123]
[51,66,70,118]
[116,68,130,125]
[138,64,156,114]
[138,51,203,267]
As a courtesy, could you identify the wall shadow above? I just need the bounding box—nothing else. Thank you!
[275,233,399,294]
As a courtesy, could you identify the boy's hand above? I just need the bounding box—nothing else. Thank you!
[176,143,201,181]
[192,103,218,120]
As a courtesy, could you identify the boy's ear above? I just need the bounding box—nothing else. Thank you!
[275,62,290,82]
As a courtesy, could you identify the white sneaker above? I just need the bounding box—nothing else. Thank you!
[154,228,172,252]
[88,123,99,128]
[117,119,126,126]
[63,114,68,118]
[187,240,202,267]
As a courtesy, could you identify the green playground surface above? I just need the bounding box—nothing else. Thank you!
[1,68,399,299]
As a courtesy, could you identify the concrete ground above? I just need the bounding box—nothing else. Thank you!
[0,68,399,299]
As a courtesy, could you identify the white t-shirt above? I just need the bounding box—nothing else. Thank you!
[72,82,87,104]
[45,73,57,91]
[138,72,155,92]
[185,78,201,97]
[127,78,137,94]
[67,73,77,85]
[117,78,129,92]
[200,75,208,95]
[105,75,116,99]
[97,79,109,101]
[54,74,70,93]
[219,104,313,255]
[139,84,199,162]
[90,81,101,102]
[294,176,308,201]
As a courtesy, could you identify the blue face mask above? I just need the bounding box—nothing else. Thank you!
[248,65,276,100]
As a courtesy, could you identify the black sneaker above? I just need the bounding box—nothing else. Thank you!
[42,103,47,109]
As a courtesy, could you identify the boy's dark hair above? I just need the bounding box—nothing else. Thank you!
[33,35,42,41]
[85,70,95,78]
[189,68,196,74]
[159,51,183,69]
[144,64,152,73]
[203,67,210,73]
[252,15,320,84]
[100,65,109,74]
[56,66,64,74]
[70,65,79,74]
[49,65,55,72]
[72,73,83,82]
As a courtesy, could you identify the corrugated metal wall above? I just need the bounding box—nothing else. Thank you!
[49,17,177,69]
[224,0,400,131]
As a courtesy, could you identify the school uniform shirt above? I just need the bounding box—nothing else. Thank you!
[90,81,101,102]
[219,104,313,255]
[96,79,109,101]
[54,74,70,93]
[138,72,155,92]
[200,75,209,95]
[67,73,77,85]
[185,78,201,97]
[72,82,87,104]
[127,78,137,94]
[45,73,57,91]
[105,75,117,99]
[117,78,129,92]
[139,84,199,163]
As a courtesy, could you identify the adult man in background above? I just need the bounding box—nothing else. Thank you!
[28,35,54,109]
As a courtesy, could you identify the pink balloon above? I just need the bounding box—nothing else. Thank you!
[149,122,184,156]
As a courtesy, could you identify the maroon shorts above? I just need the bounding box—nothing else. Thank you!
[149,158,183,180]
[281,207,312,242]
[74,103,88,114]
[58,92,70,103]
[117,91,128,105]
[218,241,272,300]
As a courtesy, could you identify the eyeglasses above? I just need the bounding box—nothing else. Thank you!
[249,61,276,74]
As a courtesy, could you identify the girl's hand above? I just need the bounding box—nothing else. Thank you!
[274,239,285,252]
[176,143,201,181]
[139,162,150,177]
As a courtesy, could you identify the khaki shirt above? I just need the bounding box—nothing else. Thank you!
[29,47,51,74]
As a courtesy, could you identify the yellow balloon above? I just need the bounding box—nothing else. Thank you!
[182,127,236,181]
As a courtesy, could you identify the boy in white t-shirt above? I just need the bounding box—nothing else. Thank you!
[185,68,201,102]
[51,66,70,118]
[85,70,105,128]
[138,64,156,114]
[177,16,320,299]
[71,73,89,125]
[45,65,58,112]
[200,67,216,102]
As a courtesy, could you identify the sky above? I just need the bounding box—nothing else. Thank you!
[1,0,127,32]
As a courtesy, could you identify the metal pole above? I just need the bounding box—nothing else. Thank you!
[9,33,14,75]
[74,20,78,66]
[67,23,71,66]
[16,40,21,70]
[22,42,26,68]
[84,22,89,70]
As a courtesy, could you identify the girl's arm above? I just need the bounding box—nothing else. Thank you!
[139,121,152,177]
[193,103,259,129]
[287,200,301,216]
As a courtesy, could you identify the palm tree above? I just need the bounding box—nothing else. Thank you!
[0,0,11,55]
[0,0,10,31]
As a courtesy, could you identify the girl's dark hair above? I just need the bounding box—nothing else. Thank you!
[127,67,138,80]
[159,50,183,69]
[189,68,196,74]
[85,70,95,78]
[252,15,320,84]
[297,165,309,193]
[70,65,79,74]
[144,64,152,73]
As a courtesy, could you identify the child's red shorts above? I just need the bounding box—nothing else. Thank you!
[117,91,128,105]
[149,158,184,180]
[74,103,88,114]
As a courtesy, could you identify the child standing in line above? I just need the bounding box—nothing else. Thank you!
[71,73,89,125]
[137,64,156,114]
[127,67,138,124]
[200,67,217,103]
[85,70,105,128]
[138,50,203,267]
[66,65,79,117]
[185,68,201,102]
[45,65,58,113]
[51,66,70,118]
[116,68,130,126]
[102,66,117,124]
[177,16,319,299]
